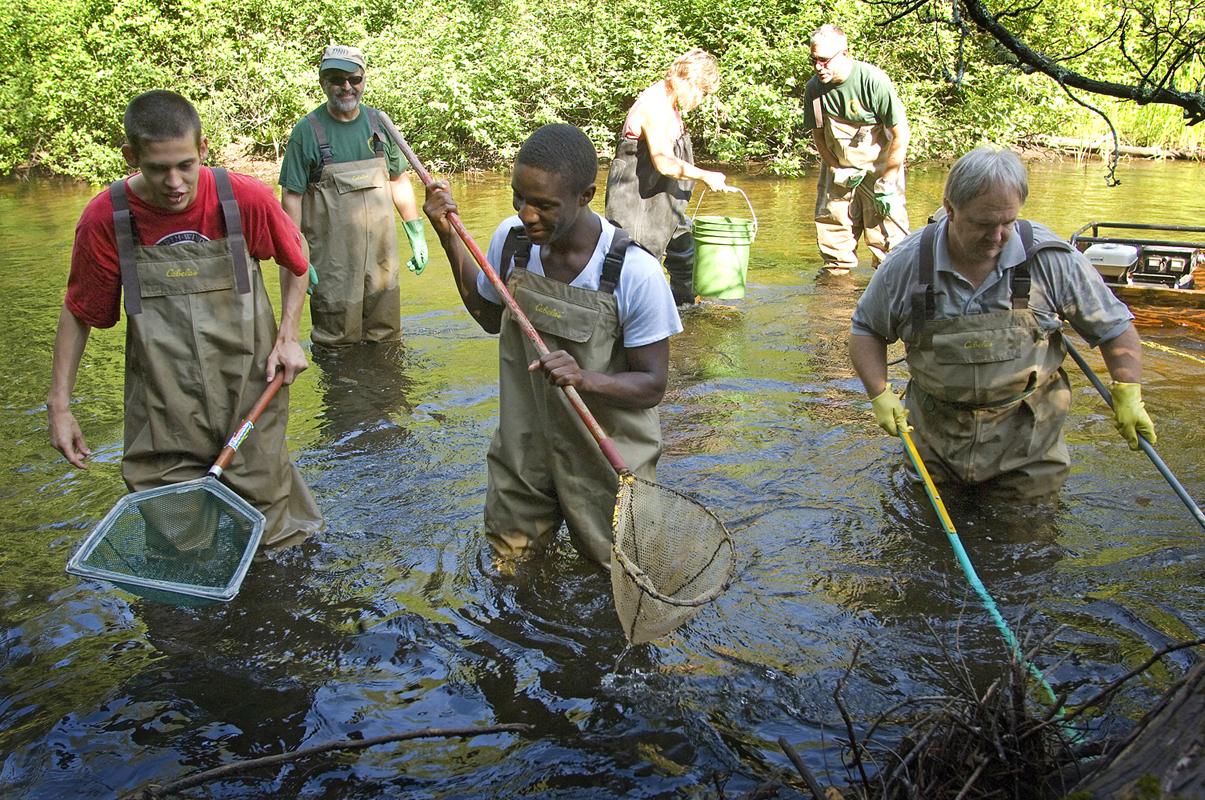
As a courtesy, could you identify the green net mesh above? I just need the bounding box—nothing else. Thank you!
[610,473,735,644]
[67,477,264,605]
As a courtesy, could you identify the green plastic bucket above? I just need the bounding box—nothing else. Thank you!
[691,189,757,299]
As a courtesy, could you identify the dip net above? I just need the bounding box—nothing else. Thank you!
[610,473,735,644]
[66,477,264,606]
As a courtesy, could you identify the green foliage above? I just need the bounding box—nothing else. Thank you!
[1063,61,1205,151]
[0,0,1194,183]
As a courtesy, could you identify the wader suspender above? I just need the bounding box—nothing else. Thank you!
[109,167,251,317]
[909,219,1074,341]
[305,107,385,172]
[110,180,142,317]
[497,225,635,295]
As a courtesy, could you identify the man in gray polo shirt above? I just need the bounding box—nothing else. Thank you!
[849,146,1155,501]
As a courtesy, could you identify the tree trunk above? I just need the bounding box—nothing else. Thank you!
[1040,136,1193,160]
[1068,660,1205,799]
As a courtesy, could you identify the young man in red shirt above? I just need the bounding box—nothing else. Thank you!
[48,90,324,549]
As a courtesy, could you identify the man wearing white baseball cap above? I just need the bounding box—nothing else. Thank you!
[279,44,428,347]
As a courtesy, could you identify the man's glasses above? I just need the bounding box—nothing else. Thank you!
[810,51,843,67]
[323,74,364,87]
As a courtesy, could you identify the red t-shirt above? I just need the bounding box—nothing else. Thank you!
[67,167,308,329]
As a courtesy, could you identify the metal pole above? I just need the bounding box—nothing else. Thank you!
[1062,332,1205,533]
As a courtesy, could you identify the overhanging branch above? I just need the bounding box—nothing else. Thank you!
[960,0,1205,124]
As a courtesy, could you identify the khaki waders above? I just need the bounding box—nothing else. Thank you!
[813,105,908,270]
[604,132,697,305]
[111,169,324,549]
[301,108,401,346]
[903,222,1074,500]
[484,233,663,567]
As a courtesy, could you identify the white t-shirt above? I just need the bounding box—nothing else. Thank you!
[477,213,683,348]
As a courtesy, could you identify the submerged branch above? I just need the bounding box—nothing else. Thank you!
[816,627,1205,800]
[132,723,533,799]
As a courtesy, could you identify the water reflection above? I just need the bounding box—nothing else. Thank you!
[312,340,415,445]
[2,160,1205,797]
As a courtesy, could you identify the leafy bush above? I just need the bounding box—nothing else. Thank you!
[0,0,1158,183]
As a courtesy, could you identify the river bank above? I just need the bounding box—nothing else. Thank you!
[7,135,1198,189]
[200,141,1199,193]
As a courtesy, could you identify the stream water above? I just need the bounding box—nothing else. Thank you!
[2,156,1204,798]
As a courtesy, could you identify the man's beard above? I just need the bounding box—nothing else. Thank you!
[329,93,359,114]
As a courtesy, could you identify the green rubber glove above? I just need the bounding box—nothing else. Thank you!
[873,188,904,224]
[871,387,911,436]
[1110,381,1156,450]
[833,167,869,189]
[306,264,318,296]
[403,218,429,276]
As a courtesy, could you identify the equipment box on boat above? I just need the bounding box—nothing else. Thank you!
[1071,222,1204,290]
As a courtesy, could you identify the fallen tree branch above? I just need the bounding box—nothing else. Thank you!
[1039,136,1195,159]
[131,723,533,799]
[1022,635,1205,738]
[778,736,828,799]
[832,641,872,788]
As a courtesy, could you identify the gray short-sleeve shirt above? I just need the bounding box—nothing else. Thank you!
[851,218,1133,348]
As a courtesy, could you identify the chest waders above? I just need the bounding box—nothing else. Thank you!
[604,131,697,305]
[302,107,401,346]
[903,221,1075,499]
[111,169,324,549]
[812,98,908,270]
[484,227,663,567]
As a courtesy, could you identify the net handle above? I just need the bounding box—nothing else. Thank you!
[209,370,285,478]
[377,111,630,476]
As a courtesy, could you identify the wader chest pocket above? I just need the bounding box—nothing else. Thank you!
[932,328,1023,365]
[515,288,599,343]
[333,170,386,194]
[135,245,238,297]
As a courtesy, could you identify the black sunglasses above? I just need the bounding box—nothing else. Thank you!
[323,73,364,87]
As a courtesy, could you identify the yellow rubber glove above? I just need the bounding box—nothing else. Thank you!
[1110,382,1156,450]
[871,387,911,436]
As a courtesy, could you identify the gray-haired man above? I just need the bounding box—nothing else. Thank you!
[849,146,1154,502]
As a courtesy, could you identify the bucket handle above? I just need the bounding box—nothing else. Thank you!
[692,187,758,236]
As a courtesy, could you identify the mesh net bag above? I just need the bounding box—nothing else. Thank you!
[66,477,264,606]
[610,473,735,644]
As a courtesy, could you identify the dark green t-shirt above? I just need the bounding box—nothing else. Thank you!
[803,60,906,130]
[277,104,406,194]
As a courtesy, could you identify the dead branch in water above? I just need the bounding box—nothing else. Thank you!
[129,723,532,799]
[820,629,1205,800]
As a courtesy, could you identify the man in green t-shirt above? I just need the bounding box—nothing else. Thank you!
[279,44,428,347]
[803,24,909,277]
